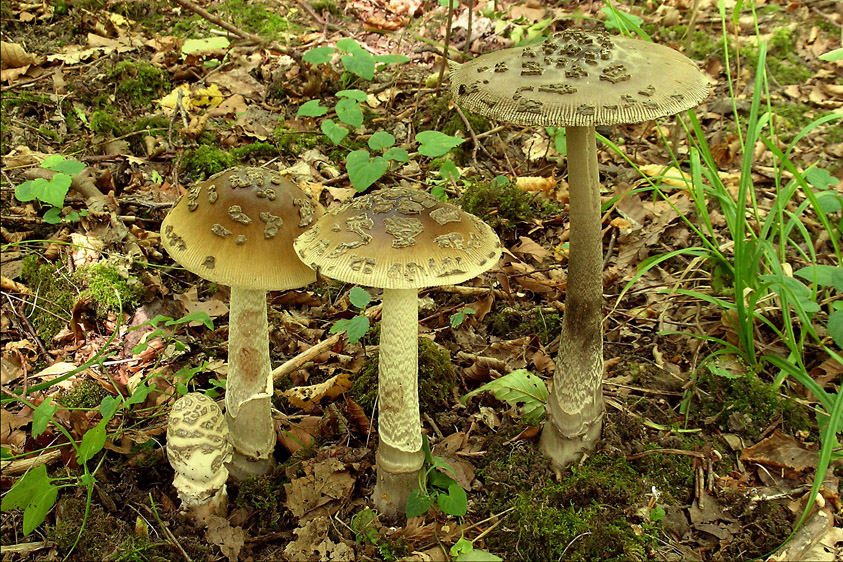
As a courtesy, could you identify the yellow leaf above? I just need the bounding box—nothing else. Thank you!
[280,373,352,409]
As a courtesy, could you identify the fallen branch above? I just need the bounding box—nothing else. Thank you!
[1,449,62,477]
[170,0,271,47]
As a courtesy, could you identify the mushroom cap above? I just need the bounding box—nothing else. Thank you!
[450,29,710,127]
[161,167,325,291]
[293,187,502,290]
[167,393,232,503]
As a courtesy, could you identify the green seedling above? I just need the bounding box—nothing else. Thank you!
[461,369,549,425]
[330,286,372,344]
[405,435,468,518]
[449,307,476,328]
[14,155,88,224]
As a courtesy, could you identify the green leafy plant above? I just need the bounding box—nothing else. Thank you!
[405,435,468,518]
[450,307,476,328]
[298,41,465,192]
[461,369,549,425]
[451,536,504,562]
[14,155,88,224]
[330,286,373,344]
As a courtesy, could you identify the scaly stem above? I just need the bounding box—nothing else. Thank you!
[373,288,424,519]
[225,286,275,478]
[540,125,605,468]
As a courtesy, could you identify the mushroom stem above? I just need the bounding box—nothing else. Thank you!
[540,125,605,468]
[225,286,276,478]
[373,287,425,519]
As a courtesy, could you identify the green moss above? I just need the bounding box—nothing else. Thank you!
[310,0,343,17]
[134,115,170,134]
[460,177,559,233]
[351,337,456,416]
[210,0,300,38]
[740,28,812,85]
[20,256,75,342]
[231,142,281,162]
[182,145,235,179]
[631,445,695,504]
[77,262,144,318]
[48,497,132,559]
[486,454,656,562]
[234,471,289,530]
[274,127,320,155]
[695,371,809,440]
[57,378,110,409]
[441,110,491,138]
[90,110,125,136]
[109,61,170,107]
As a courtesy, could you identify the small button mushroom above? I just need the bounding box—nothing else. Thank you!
[294,186,501,519]
[450,30,710,470]
[167,393,232,525]
[161,167,325,479]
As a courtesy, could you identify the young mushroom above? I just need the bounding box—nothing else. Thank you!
[161,167,324,478]
[450,30,709,469]
[293,187,501,519]
[167,392,232,525]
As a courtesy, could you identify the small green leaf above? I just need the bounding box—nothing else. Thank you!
[303,46,335,65]
[168,311,213,329]
[31,401,57,439]
[832,269,843,293]
[297,99,328,117]
[461,369,548,424]
[100,395,121,421]
[439,160,460,182]
[794,265,840,288]
[15,179,38,202]
[383,147,409,163]
[431,185,447,201]
[456,548,504,561]
[43,207,63,224]
[181,36,230,56]
[44,156,85,176]
[341,51,375,81]
[374,53,411,65]
[336,38,364,53]
[349,286,372,309]
[818,48,843,62]
[1,464,59,535]
[804,167,837,190]
[336,89,368,102]
[405,490,435,518]
[650,505,666,522]
[125,383,153,407]
[368,131,395,151]
[346,150,388,192]
[344,315,370,344]
[602,6,644,30]
[30,174,71,208]
[436,483,467,516]
[415,131,466,157]
[77,420,108,464]
[336,98,363,128]
[321,119,349,145]
[829,310,843,348]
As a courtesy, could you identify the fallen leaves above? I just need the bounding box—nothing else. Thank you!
[284,457,355,520]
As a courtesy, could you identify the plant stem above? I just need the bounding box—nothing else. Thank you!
[373,288,424,519]
[225,286,275,478]
[540,125,605,469]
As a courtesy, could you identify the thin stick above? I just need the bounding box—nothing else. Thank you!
[0,449,62,477]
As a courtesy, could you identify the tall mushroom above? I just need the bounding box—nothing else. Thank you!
[449,30,709,469]
[167,392,232,525]
[294,187,501,518]
[161,167,324,478]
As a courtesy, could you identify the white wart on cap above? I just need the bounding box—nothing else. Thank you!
[450,29,710,127]
[293,187,502,289]
[161,167,324,290]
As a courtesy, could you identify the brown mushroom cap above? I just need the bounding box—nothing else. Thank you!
[161,167,325,290]
[293,187,502,290]
[450,29,710,127]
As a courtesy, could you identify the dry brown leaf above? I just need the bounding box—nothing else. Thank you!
[281,373,353,409]
[284,458,355,520]
[512,236,552,263]
[205,516,246,562]
[740,430,818,473]
[277,415,320,454]
[515,175,556,193]
[0,41,34,69]
[173,287,229,321]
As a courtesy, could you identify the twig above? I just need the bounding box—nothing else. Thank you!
[455,105,493,170]
[0,449,63,477]
[170,0,264,44]
[0,542,55,555]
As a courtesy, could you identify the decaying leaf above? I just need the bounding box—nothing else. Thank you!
[283,516,356,562]
[205,516,246,562]
[280,373,352,409]
[284,458,355,519]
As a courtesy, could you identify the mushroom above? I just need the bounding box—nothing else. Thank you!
[293,187,501,518]
[449,30,709,469]
[161,167,324,478]
[167,392,232,524]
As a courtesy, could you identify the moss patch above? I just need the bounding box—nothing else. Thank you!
[109,61,170,107]
[459,177,559,234]
[182,145,235,179]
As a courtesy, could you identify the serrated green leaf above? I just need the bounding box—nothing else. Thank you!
[368,131,395,151]
[346,150,388,192]
[829,310,843,348]
[384,147,409,163]
[436,483,467,516]
[335,98,363,128]
[77,420,107,463]
[336,89,367,102]
[405,490,435,518]
[303,46,335,65]
[344,315,370,344]
[297,99,328,117]
[461,369,548,424]
[31,401,57,439]
[321,119,349,145]
[349,286,372,309]
[415,131,466,157]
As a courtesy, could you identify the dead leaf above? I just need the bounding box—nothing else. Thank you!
[205,516,246,562]
[283,516,356,562]
[0,41,35,69]
[740,430,818,473]
[512,236,552,263]
[284,458,355,520]
[173,287,229,321]
[277,415,321,454]
[280,373,352,409]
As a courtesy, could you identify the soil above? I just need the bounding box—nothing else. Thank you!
[1,0,841,561]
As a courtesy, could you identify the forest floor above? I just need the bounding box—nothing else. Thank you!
[1,0,842,560]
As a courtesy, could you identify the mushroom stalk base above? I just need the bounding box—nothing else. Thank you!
[225,286,276,479]
[540,125,605,469]
[373,288,424,519]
